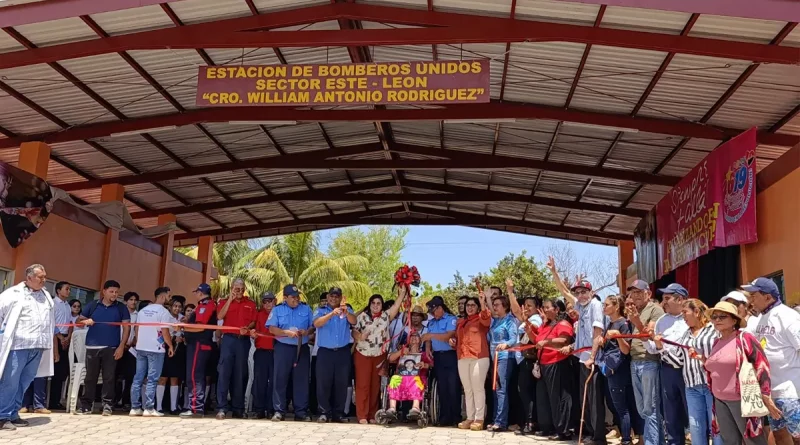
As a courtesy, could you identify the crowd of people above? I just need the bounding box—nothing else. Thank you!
[0,261,799,445]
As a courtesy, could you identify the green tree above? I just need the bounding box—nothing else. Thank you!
[485,250,558,299]
[326,227,408,309]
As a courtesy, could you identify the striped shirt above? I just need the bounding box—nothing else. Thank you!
[12,286,54,350]
[662,323,719,387]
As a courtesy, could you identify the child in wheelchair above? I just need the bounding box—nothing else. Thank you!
[381,331,432,422]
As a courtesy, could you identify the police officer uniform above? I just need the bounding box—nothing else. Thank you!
[180,284,217,418]
[313,287,355,422]
[216,288,257,418]
[266,284,313,421]
[250,292,276,419]
[425,296,460,426]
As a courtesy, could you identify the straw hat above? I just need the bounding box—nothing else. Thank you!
[411,305,425,315]
[705,301,745,328]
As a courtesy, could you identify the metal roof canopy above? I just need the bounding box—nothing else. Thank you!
[0,0,798,247]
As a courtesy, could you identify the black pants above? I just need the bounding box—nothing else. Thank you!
[216,335,250,413]
[541,360,574,435]
[432,350,460,426]
[579,364,607,443]
[251,349,274,415]
[316,347,350,420]
[518,358,538,427]
[186,341,212,413]
[115,350,136,406]
[81,347,117,411]
[50,340,70,408]
[309,355,318,415]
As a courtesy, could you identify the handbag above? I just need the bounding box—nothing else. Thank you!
[738,333,769,418]
[596,320,630,375]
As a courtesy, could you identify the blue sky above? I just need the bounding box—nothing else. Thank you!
[317,225,618,289]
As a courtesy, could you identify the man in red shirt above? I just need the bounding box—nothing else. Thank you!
[248,292,276,419]
[215,278,256,420]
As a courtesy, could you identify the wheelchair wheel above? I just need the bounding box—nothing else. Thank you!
[375,409,390,425]
[429,378,439,426]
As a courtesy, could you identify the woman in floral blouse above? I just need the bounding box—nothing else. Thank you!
[353,288,406,424]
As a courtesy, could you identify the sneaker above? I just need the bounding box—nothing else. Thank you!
[271,412,284,422]
[215,411,226,420]
[143,409,164,417]
[129,408,144,417]
[180,410,204,419]
[317,415,328,423]
[102,407,113,416]
[33,408,51,414]
[74,408,91,415]
[0,420,16,431]
[10,419,29,427]
[295,415,312,422]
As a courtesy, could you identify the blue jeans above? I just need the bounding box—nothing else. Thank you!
[130,350,165,410]
[0,349,44,421]
[686,384,721,445]
[631,360,663,445]
[607,363,643,442]
[492,358,516,428]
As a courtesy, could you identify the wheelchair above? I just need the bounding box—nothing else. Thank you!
[374,363,439,428]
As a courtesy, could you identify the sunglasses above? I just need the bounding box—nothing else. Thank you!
[710,314,731,321]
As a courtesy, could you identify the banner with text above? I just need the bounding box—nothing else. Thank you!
[656,128,758,277]
[196,60,490,107]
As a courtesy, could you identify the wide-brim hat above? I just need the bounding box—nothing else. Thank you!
[411,305,425,315]
[705,301,745,328]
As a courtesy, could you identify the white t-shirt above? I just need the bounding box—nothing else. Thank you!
[743,313,761,333]
[135,304,174,353]
[753,304,800,399]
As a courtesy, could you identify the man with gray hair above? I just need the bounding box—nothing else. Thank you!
[0,264,56,431]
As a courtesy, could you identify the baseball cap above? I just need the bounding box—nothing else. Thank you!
[194,283,211,296]
[282,284,300,298]
[570,279,593,292]
[657,283,689,298]
[261,291,276,301]
[426,296,445,309]
[741,277,781,301]
[627,279,649,291]
[721,291,748,305]
[328,287,342,296]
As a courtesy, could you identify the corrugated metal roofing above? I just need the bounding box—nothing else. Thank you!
[0,0,795,241]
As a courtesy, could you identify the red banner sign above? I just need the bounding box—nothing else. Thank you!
[656,128,758,277]
[195,60,490,107]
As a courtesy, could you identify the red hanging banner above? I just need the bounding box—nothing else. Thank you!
[656,127,758,277]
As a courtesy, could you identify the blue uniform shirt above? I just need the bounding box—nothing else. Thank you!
[427,313,457,352]
[266,302,313,345]
[313,305,355,349]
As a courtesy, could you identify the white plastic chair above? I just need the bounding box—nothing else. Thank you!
[66,329,87,413]
[245,339,255,412]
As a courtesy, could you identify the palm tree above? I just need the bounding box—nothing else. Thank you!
[178,233,371,304]
[244,232,371,304]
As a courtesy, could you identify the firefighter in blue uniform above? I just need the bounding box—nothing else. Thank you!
[312,287,356,422]
[180,283,217,418]
[267,284,314,421]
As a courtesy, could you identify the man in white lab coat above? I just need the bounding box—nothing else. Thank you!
[0,264,55,431]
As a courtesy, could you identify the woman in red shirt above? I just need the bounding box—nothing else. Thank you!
[454,296,491,431]
[534,299,575,441]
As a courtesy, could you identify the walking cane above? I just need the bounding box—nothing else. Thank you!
[578,364,596,444]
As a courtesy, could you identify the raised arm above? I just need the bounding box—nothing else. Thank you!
[506,278,525,323]
[546,256,575,306]
[387,286,407,320]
